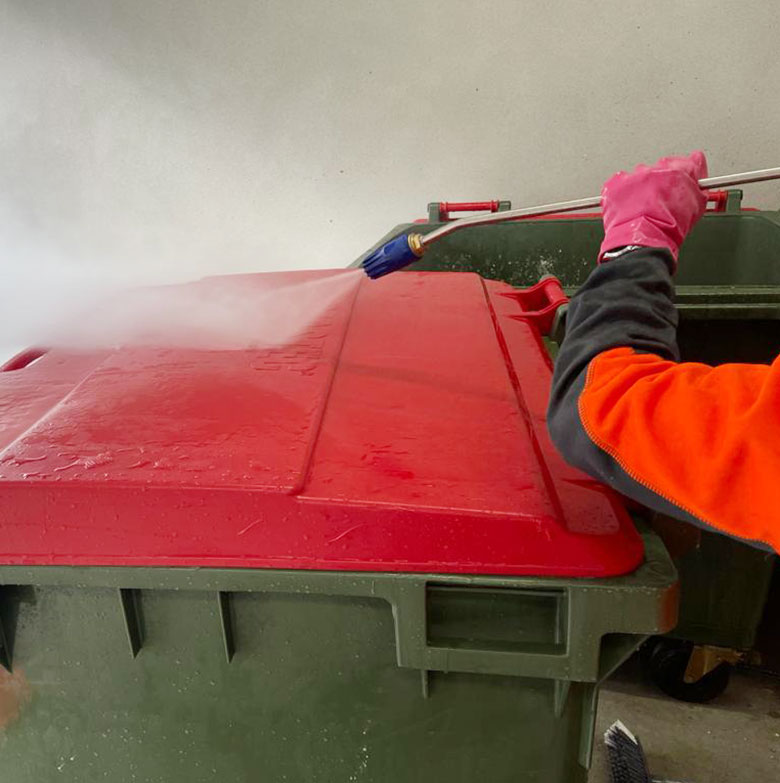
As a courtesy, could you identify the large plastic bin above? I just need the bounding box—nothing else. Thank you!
[353,201,779,678]
[0,271,676,782]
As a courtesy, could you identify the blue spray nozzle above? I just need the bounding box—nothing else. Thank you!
[361,234,424,279]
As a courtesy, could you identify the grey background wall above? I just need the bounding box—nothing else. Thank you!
[1,0,778,288]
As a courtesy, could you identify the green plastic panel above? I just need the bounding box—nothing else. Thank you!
[0,530,676,783]
[670,531,776,650]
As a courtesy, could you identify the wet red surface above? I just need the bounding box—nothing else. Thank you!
[0,271,642,576]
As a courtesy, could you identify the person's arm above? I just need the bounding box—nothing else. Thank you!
[547,153,779,552]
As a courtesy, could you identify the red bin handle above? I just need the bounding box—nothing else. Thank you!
[436,201,501,221]
[503,276,569,336]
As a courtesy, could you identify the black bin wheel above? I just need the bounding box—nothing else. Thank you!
[640,638,732,703]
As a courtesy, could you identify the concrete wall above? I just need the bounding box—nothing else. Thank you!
[1,0,778,285]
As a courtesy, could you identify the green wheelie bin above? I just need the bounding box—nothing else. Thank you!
[0,270,677,782]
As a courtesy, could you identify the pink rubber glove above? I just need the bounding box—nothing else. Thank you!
[599,151,709,266]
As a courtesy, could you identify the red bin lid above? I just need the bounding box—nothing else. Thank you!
[0,270,643,576]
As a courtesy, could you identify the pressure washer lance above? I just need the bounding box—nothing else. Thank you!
[361,167,780,279]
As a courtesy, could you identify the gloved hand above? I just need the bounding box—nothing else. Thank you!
[599,151,708,267]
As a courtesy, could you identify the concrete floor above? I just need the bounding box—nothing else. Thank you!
[590,659,780,782]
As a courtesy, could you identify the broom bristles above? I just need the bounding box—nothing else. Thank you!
[604,720,652,783]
